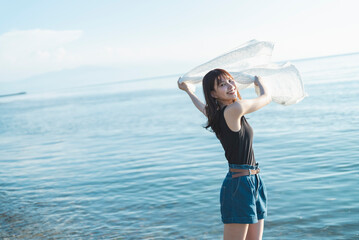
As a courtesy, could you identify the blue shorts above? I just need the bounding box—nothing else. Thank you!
[220,162,267,224]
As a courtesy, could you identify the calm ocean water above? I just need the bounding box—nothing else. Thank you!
[1,53,359,239]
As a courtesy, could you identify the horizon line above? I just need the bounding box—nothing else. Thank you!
[64,50,359,90]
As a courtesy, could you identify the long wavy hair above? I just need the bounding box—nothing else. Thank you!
[202,69,241,139]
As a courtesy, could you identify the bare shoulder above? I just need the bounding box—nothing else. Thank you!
[223,101,243,131]
[224,101,244,121]
[223,101,245,123]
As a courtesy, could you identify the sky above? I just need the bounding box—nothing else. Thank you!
[1,0,359,84]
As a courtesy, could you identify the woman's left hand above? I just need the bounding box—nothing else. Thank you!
[254,76,261,86]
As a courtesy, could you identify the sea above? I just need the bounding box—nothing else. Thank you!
[1,53,359,239]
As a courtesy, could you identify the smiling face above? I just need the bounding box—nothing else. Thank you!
[211,75,238,106]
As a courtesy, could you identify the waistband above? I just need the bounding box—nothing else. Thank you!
[228,162,259,170]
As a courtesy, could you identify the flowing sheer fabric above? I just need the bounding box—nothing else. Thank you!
[178,40,306,105]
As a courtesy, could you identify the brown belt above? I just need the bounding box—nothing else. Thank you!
[229,168,260,178]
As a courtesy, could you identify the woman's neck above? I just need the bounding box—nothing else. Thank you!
[218,99,237,110]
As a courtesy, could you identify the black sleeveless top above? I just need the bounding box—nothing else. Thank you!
[218,105,256,166]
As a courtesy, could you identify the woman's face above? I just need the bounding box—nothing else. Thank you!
[211,76,237,104]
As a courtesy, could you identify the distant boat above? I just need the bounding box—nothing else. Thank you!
[0,92,26,98]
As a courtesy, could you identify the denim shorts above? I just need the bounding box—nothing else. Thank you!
[220,162,267,224]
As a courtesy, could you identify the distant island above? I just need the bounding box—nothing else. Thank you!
[0,92,27,98]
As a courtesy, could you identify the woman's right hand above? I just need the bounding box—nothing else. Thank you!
[177,78,192,92]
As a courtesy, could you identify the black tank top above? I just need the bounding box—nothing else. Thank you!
[218,105,256,166]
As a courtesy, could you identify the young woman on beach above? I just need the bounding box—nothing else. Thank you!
[178,69,271,240]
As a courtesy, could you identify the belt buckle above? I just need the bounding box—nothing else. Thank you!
[248,169,251,176]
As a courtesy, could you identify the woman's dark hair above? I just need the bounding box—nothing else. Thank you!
[202,68,241,139]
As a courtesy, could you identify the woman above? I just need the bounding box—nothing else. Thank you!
[178,69,271,240]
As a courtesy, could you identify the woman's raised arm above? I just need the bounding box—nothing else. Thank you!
[226,76,271,118]
[177,79,206,116]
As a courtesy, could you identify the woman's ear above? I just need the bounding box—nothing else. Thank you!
[211,90,217,98]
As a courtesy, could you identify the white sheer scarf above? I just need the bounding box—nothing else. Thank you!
[178,40,306,105]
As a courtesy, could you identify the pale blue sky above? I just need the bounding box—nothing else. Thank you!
[1,0,359,83]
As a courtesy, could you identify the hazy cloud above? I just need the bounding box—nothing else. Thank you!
[0,29,85,82]
[0,29,187,83]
